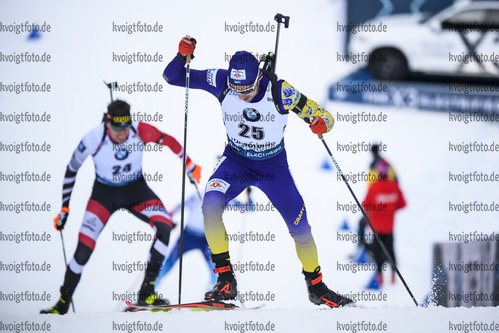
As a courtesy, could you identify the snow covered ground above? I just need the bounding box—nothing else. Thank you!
[1,0,498,332]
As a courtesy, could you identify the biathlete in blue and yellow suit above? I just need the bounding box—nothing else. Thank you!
[163,37,354,308]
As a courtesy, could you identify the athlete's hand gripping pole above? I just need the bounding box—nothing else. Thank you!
[53,209,76,313]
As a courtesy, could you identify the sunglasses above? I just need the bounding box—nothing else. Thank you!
[228,71,261,95]
[110,123,131,132]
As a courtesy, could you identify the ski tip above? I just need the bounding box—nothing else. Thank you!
[233,302,266,310]
[125,301,135,307]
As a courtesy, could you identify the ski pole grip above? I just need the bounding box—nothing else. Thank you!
[274,13,290,28]
[185,35,192,64]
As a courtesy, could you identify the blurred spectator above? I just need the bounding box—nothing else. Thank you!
[367,143,397,187]
[359,144,406,286]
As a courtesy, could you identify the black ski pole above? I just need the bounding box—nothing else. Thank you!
[59,230,76,313]
[273,13,290,73]
[190,179,202,200]
[178,37,193,304]
[316,132,419,306]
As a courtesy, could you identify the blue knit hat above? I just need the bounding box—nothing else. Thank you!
[228,51,260,87]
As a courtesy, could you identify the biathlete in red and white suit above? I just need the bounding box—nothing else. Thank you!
[40,100,201,315]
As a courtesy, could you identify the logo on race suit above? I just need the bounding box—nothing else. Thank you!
[207,68,218,87]
[114,145,129,160]
[294,205,306,225]
[243,108,261,122]
[77,141,86,153]
[230,69,246,81]
[206,178,230,194]
[82,216,97,232]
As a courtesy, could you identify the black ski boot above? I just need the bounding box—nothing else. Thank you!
[137,280,170,306]
[303,267,354,308]
[204,252,237,301]
[136,256,170,306]
[40,287,72,315]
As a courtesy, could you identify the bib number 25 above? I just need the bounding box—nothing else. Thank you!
[238,124,264,140]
